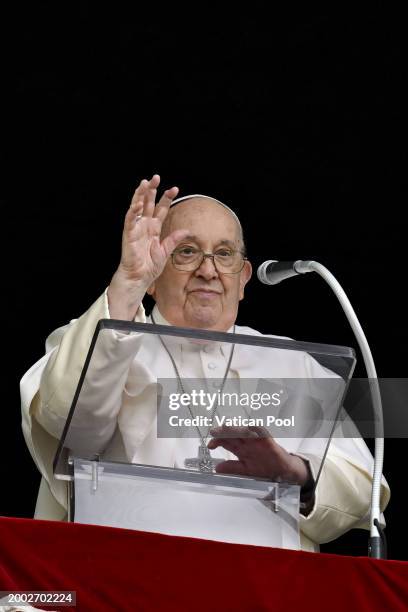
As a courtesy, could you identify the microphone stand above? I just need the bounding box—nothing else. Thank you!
[280,260,386,558]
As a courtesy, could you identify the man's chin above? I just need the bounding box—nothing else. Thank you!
[185,305,220,329]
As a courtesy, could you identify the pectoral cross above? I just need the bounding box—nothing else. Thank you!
[184,443,224,473]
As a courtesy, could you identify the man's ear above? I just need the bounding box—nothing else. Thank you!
[146,281,156,298]
[239,260,252,300]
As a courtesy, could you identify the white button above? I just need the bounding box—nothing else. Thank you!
[208,362,217,370]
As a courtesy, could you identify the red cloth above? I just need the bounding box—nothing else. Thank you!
[1,517,407,611]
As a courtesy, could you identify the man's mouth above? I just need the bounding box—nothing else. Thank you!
[189,289,222,297]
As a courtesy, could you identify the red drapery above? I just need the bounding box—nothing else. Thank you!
[1,517,407,611]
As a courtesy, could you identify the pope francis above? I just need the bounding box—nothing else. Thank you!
[20,174,390,552]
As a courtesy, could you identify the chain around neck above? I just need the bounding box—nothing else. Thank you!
[150,311,236,445]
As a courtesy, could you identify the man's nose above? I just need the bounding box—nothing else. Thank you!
[195,255,219,279]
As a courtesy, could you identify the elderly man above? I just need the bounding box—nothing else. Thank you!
[21,174,389,552]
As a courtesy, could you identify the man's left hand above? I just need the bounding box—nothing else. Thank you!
[208,425,311,487]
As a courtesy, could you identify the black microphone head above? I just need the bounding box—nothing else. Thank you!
[257,260,279,285]
[257,260,311,285]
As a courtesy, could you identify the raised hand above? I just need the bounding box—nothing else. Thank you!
[108,174,189,320]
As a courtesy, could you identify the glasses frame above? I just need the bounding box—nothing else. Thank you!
[170,247,248,275]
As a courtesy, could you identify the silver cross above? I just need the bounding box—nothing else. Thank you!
[184,444,224,473]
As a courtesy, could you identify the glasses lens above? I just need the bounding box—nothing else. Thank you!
[173,247,202,270]
[172,248,244,273]
[214,251,243,273]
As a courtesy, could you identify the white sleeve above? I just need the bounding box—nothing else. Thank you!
[20,289,147,510]
[34,289,147,453]
[297,437,390,544]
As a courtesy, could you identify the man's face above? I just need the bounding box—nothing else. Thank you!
[147,198,252,331]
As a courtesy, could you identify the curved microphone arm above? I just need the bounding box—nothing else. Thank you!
[263,259,385,558]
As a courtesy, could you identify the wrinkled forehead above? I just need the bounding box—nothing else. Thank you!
[171,194,241,226]
[164,195,243,244]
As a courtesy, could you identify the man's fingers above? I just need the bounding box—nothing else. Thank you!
[210,425,260,439]
[124,198,145,233]
[144,174,160,218]
[215,460,248,477]
[130,178,149,208]
[248,425,272,439]
[128,177,178,229]
[154,187,179,223]
[160,229,190,258]
[150,229,189,269]
[207,437,243,455]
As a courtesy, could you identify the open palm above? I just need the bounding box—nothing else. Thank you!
[120,174,189,289]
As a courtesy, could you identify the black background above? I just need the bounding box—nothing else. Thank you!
[2,4,407,559]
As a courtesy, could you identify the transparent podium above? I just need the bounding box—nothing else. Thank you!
[53,319,356,550]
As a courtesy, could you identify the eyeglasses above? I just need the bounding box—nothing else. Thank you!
[171,246,247,274]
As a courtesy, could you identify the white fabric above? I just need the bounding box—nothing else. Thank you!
[20,290,390,552]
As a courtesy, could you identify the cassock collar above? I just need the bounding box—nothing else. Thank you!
[149,304,235,357]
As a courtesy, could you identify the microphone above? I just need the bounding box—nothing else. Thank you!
[257,257,386,558]
[257,260,313,285]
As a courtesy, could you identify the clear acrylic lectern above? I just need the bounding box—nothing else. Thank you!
[53,319,356,550]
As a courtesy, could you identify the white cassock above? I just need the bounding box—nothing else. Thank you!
[20,290,390,552]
